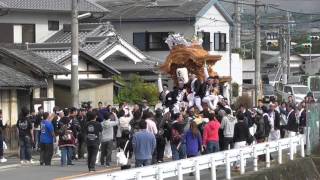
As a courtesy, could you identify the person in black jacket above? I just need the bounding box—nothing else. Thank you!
[77,109,87,159]
[17,107,34,164]
[255,106,271,143]
[239,105,254,128]
[85,111,102,172]
[233,113,250,170]
[187,73,203,112]
[287,103,298,136]
[34,106,44,151]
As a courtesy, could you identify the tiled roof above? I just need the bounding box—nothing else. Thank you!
[0,47,69,75]
[104,57,156,71]
[30,23,157,73]
[98,0,232,24]
[99,0,210,21]
[0,0,108,12]
[0,64,46,88]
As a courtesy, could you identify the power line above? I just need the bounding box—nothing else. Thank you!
[219,0,320,15]
[267,5,320,16]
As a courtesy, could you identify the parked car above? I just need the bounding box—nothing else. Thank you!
[263,84,276,103]
[281,84,311,103]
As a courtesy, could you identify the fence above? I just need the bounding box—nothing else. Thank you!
[73,135,305,180]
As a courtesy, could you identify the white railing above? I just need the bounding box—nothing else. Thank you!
[74,135,305,180]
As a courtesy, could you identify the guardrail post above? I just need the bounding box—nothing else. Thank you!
[136,172,142,180]
[177,163,183,180]
[266,144,270,168]
[278,141,282,164]
[195,160,200,180]
[210,157,216,180]
[253,146,258,172]
[290,137,294,160]
[240,150,245,174]
[225,153,231,180]
[300,135,305,158]
[158,167,163,180]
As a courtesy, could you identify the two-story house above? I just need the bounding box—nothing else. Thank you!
[0,0,107,43]
[98,0,243,90]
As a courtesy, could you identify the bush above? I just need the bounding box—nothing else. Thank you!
[114,75,159,106]
[233,94,253,110]
[232,83,239,97]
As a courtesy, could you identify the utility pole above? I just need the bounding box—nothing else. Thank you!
[286,12,291,81]
[234,0,241,49]
[254,0,261,105]
[71,0,79,108]
[279,27,287,84]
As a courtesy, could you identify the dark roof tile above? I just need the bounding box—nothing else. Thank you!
[99,0,210,21]
[30,22,158,73]
[0,47,69,75]
[0,64,46,88]
[0,0,108,12]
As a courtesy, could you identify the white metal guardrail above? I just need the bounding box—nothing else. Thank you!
[74,135,304,180]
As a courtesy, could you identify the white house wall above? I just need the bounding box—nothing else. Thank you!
[56,58,104,79]
[195,4,232,79]
[0,11,69,43]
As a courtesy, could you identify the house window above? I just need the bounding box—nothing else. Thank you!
[133,32,170,51]
[0,24,35,43]
[40,88,47,98]
[198,32,211,51]
[243,79,253,84]
[148,32,170,50]
[48,21,59,31]
[214,33,227,51]
[13,24,35,43]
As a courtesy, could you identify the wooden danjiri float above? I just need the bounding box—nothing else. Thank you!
[160,34,231,85]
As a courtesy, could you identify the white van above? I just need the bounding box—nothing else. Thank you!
[282,84,311,103]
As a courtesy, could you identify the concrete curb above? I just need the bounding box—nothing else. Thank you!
[0,158,60,170]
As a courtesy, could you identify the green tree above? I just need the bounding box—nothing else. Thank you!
[114,75,159,106]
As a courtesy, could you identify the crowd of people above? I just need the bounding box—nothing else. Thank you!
[0,74,315,172]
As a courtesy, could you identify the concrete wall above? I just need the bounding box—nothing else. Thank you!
[79,82,114,108]
[55,82,114,108]
[54,85,71,108]
[0,11,69,43]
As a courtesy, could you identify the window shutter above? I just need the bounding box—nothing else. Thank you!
[214,33,227,51]
[202,32,210,51]
[220,33,226,51]
[0,24,13,43]
[133,32,148,51]
[214,33,220,51]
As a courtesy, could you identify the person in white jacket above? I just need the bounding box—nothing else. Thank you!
[100,112,119,167]
[220,108,237,150]
[117,109,133,139]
